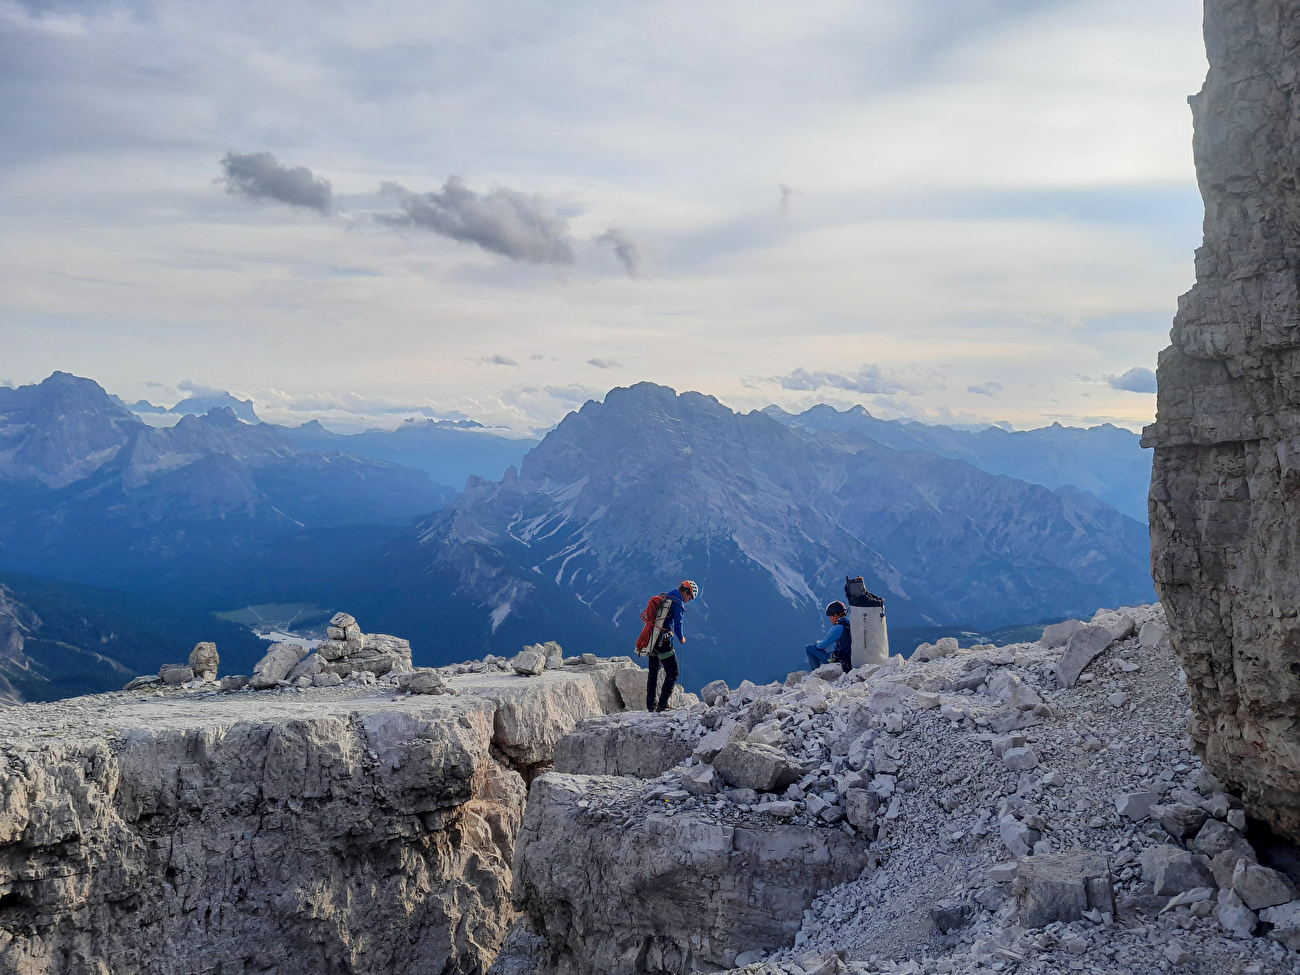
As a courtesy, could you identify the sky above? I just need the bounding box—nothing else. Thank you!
[0,0,1207,435]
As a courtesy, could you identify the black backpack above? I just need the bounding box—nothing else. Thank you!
[845,575,884,608]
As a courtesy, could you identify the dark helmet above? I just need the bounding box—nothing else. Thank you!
[826,600,847,617]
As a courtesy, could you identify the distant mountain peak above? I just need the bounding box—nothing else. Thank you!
[198,407,244,429]
[169,391,260,424]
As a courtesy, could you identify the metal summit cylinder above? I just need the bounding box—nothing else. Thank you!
[844,575,888,667]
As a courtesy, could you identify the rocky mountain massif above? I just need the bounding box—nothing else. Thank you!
[410,383,1153,687]
[1146,0,1300,844]
[766,405,1151,523]
[6,605,1299,975]
[0,373,454,594]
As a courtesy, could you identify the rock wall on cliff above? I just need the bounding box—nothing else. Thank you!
[1144,0,1300,842]
[0,662,635,975]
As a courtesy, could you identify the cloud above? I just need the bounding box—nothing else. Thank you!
[546,383,602,403]
[176,379,232,397]
[474,355,519,367]
[587,358,623,369]
[966,381,1003,397]
[530,354,546,361]
[596,227,641,278]
[763,364,933,396]
[380,177,574,264]
[779,183,801,220]
[1106,366,1157,393]
[218,152,332,214]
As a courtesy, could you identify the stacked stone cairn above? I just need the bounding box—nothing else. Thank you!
[248,612,416,690]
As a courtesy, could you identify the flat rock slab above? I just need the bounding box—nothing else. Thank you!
[1040,619,1084,649]
[1056,626,1114,689]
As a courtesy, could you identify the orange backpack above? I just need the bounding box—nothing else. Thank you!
[635,592,669,653]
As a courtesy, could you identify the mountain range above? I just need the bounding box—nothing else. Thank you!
[391,383,1154,687]
[0,373,454,593]
[765,404,1151,521]
[121,389,262,424]
[0,373,1156,694]
[121,391,536,488]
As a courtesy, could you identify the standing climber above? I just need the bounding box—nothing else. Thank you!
[805,600,852,673]
[640,579,699,711]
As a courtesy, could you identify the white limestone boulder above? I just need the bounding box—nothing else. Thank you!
[250,642,310,689]
[188,642,219,681]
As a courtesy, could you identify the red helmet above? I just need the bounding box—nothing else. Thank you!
[680,579,700,599]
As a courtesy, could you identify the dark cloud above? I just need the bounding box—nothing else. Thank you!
[966,381,1003,397]
[474,354,519,367]
[768,364,930,396]
[1107,366,1157,393]
[596,227,641,278]
[218,152,333,214]
[587,358,623,369]
[381,177,574,264]
[779,183,799,219]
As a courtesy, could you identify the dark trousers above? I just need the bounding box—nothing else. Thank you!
[647,652,679,711]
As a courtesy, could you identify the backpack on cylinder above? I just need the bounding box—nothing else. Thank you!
[635,592,670,654]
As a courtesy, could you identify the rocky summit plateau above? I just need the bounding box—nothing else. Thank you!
[4,601,1300,975]
[0,642,693,974]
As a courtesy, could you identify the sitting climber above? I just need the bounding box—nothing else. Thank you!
[641,579,699,712]
[805,601,852,673]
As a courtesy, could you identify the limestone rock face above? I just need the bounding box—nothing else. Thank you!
[452,670,616,771]
[552,711,696,777]
[1145,0,1300,841]
[0,693,526,975]
[511,773,871,975]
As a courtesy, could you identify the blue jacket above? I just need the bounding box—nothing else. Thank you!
[814,619,851,661]
[661,588,686,642]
